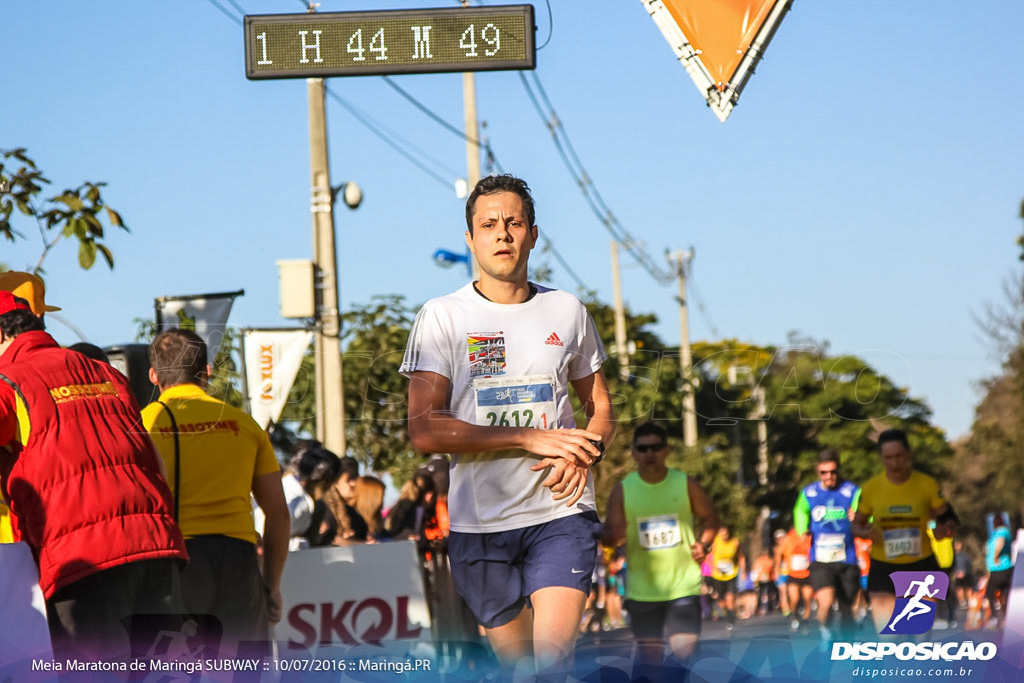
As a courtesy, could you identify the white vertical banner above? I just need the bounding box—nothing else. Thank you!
[242,328,313,429]
[155,290,244,365]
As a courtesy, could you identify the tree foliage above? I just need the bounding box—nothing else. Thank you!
[1,148,128,273]
[953,197,1024,536]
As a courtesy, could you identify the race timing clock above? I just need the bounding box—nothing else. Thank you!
[244,5,536,79]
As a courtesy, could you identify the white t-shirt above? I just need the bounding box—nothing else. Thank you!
[401,282,607,533]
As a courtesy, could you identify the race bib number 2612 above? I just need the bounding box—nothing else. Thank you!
[474,374,557,430]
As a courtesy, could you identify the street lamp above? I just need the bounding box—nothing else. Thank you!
[432,248,472,277]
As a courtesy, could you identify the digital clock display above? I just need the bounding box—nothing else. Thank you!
[244,5,535,79]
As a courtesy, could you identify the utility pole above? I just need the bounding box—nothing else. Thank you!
[610,241,629,380]
[462,0,481,281]
[669,249,697,449]
[308,77,346,456]
[752,385,770,554]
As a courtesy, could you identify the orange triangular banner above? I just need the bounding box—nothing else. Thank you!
[642,0,793,122]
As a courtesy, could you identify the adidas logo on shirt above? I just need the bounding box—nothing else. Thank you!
[545,332,563,346]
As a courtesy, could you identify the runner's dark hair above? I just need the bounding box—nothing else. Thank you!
[633,421,667,445]
[877,428,910,451]
[817,448,841,466]
[0,300,44,337]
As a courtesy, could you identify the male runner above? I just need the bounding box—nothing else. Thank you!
[793,449,861,642]
[402,174,615,675]
[603,422,718,674]
[852,429,958,635]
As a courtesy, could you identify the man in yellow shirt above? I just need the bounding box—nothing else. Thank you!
[142,328,288,654]
[852,428,957,635]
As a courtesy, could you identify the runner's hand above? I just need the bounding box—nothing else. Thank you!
[690,542,708,563]
[266,585,283,624]
[532,457,588,507]
[521,428,603,466]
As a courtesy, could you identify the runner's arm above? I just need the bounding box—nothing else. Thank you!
[851,511,882,544]
[253,471,289,624]
[569,369,616,446]
[932,502,958,538]
[689,477,719,562]
[407,370,602,466]
[793,490,810,535]
[601,482,626,547]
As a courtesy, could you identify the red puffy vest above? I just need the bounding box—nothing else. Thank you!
[0,331,187,598]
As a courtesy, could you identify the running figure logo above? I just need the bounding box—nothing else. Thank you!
[883,571,949,635]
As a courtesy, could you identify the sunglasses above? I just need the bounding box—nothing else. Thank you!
[634,443,666,453]
[818,468,838,476]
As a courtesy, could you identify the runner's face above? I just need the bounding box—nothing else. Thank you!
[631,437,668,468]
[466,192,537,284]
[879,441,912,478]
[817,462,840,489]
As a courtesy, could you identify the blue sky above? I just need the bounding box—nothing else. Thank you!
[4,0,1022,440]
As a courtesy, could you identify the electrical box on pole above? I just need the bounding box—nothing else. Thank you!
[276,259,316,319]
[245,5,536,80]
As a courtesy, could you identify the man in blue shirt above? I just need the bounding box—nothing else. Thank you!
[794,449,861,642]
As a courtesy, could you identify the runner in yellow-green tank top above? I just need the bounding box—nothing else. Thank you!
[604,423,719,676]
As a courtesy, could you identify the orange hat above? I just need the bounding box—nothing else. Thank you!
[0,271,61,315]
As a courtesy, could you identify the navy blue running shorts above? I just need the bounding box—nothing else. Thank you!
[448,511,601,629]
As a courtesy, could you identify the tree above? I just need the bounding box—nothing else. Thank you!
[340,296,416,476]
[1,148,128,273]
[954,197,1024,534]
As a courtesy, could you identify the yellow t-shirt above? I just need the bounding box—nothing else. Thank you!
[711,535,740,581]
[142,384,279,543]
[857,470,945,564]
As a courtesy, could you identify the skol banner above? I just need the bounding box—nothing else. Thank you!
[275,542,433,651]
[154,290,243,365]
[241,328,312,429]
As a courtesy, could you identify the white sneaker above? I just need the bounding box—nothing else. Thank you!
[933,619,950,630]
[791,619,800,632]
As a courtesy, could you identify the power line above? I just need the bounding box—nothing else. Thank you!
[539,236,586,291]
[381,77,506,174]
[687,270,721,338]
[205,0,242,25]
[519,72,674,286]
[519,71,725,336]
[222,0,250,18]
[323,86,454,189]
